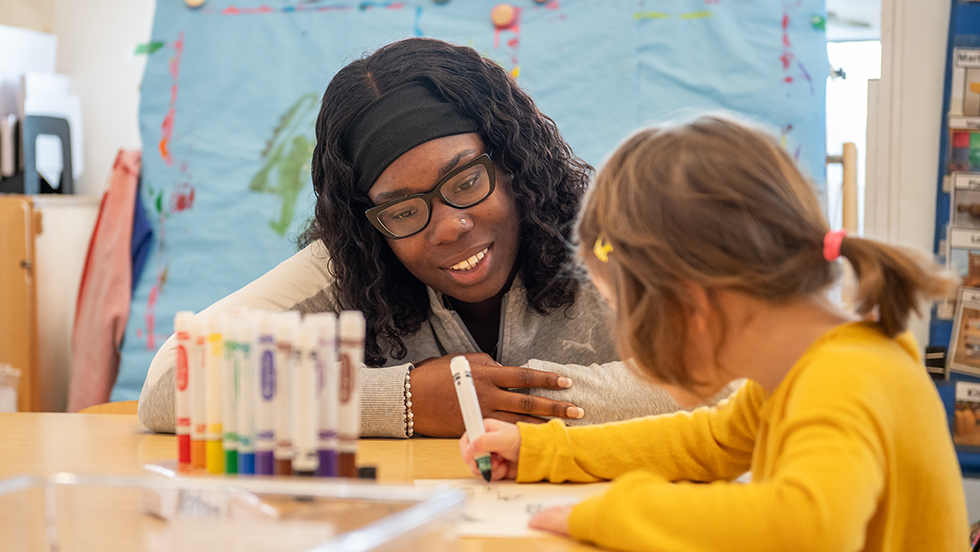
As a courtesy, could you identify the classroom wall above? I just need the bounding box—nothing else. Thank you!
[52,0,154,197]
[9,0,955,347]
[869,0,950,346]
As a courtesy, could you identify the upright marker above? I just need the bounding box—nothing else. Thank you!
[174,311,194,467]
[254,313,276,475]
[309,313,338,477]
[273,311,301,476]
[451,356,492,482]
[222,316,239,475]
[237,316,257,475]
[205,315,225,474]
[189,317,207,469]
[292,322,319,477]
[337,311,364,478]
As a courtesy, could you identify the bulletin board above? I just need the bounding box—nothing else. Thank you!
[929,0,980,475]
[112,0,829,400]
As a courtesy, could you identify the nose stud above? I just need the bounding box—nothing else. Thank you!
[460,218,467,225]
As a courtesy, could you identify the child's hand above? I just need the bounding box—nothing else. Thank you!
[528,505,573,536]
[459,418,522,481]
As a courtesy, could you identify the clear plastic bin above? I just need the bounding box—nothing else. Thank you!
[0,473,464,552]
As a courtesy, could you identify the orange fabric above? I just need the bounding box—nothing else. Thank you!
[68,150,141,412]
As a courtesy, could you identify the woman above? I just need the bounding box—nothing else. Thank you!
[138,38,733,438]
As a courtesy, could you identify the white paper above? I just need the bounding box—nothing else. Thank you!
[0,113,14,177]
[21,72,84,181]
[415,479,609,538]
[34,134,63,187]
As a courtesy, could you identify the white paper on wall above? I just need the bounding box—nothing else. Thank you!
[21,72,85,181]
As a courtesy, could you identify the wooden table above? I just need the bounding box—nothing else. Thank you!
[0,412,597,551]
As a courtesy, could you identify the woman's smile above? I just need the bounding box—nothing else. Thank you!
[448,245,489,272]
[444,244,494,285]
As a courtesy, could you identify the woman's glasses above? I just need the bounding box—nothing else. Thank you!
[365,154,495,239]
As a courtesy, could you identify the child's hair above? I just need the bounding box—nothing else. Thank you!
[577,115,957,388]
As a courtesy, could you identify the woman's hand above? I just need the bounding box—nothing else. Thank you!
[528,505,573,536]
[410,353,582,437]
[459,418,522,481]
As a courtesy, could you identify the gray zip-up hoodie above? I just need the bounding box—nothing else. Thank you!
[138,242,734,437]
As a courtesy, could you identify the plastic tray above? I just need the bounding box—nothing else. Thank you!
[0,473,464,552]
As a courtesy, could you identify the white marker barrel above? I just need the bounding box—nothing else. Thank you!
[291,322,319,476]
[273,311,301,475]
[174,311,194,466]
[205,314,225,473]
[337,311,365,478]
[189,316,208,468]
[236,316,257,474]
[254,312,276,475]
[307,313,338,476]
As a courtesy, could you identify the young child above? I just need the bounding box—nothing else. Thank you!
[460,116,968,551]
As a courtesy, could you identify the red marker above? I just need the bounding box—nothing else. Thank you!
[174,311,194,466]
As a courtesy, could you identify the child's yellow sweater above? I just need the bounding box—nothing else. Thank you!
[517,322,967,552]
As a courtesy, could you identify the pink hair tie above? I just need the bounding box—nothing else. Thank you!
[823,229,847,262]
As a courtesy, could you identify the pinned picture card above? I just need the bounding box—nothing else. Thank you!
[948,287,980,378]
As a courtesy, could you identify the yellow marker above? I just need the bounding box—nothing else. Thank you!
[679,11,712,19]
[205,316,225,474]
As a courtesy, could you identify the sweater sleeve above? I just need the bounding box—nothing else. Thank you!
[136,242,415,438]
[521,376,889,552]
[526,359,742,425]
[517,381,763,484]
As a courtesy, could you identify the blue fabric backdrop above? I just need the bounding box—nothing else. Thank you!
[113,0,828,400]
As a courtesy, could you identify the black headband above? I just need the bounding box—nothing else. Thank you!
[341,80,479,195]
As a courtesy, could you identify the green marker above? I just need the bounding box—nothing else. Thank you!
[222,324,239,475]
[451,356,493,482]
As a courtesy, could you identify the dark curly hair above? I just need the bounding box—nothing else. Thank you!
[301,38,592,366]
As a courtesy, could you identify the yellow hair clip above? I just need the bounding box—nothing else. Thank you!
[593,234,614,263]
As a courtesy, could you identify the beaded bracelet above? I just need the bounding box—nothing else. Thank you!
[404,369,414,438]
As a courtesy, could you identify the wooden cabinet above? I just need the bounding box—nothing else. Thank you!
[0,195,98,411]
[0,196,40,411]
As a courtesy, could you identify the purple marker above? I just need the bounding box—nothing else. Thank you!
[308,313,338,476]
[254,313,276,475]
[291,323,318,477]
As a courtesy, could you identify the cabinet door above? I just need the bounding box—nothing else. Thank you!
[0,196,38,411]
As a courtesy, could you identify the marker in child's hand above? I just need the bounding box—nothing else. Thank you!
[450,356,492,482]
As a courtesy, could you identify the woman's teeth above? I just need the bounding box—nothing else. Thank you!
[450,248,488,271]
